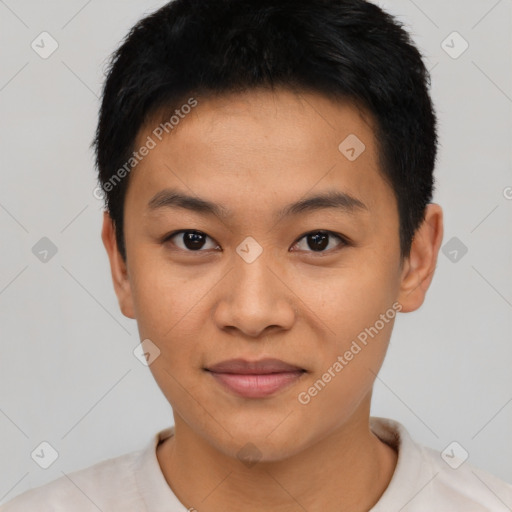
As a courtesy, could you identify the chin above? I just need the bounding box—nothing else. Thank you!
[208,423,310,465]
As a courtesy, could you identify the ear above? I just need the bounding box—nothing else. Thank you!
[101,211,136,319]
[397,203,444,313]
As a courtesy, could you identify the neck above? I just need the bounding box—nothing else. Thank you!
[157,400,397,512]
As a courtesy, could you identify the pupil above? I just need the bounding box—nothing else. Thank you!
[308,232,328,251]
[184,231,205,250]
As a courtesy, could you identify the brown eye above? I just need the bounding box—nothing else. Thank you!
[166,230,220,251]
[291,230,346,253]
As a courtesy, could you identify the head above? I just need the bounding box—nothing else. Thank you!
[96,0,443,462]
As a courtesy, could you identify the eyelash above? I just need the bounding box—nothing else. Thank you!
[162,229,349,255]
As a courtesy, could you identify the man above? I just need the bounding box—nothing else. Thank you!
[3,0,511,510]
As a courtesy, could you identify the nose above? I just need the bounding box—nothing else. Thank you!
[213,249,297,339]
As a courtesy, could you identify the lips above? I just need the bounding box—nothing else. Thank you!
[206,358,304,374]
[205,358,306,398]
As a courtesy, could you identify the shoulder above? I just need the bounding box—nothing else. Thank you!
[0,449,143,512]
[422,445,512,511]
[370,417,512,511]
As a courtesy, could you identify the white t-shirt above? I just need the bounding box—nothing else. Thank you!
[2,417,511,511]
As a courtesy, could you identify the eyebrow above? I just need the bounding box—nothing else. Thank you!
[147,187,368,220]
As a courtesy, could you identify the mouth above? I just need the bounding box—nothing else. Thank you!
[204,358,307,398]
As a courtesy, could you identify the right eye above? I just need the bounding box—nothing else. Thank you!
[163,230,221,252]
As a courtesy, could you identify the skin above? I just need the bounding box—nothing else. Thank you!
[102,88,443,512]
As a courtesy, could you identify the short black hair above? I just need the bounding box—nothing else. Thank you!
[93,0,437,262]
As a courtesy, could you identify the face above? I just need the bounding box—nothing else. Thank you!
[103,88,441,462]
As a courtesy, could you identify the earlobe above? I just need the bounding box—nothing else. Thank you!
[397,203,444,313]
[101,211,136,319]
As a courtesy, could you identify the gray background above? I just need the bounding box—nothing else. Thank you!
[0,0,511,504]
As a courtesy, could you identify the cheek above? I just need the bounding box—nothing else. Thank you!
[289,248,400,390]
[294,312,396,428]
[127,250,217,381]
[291,252,399,335]
[128,249,204,338]
[129,260,207,403]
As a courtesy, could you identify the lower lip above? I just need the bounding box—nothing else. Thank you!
[208,371,305,398]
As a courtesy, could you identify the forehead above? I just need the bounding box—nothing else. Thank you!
[127,88,394,221]
[140,88,377,160]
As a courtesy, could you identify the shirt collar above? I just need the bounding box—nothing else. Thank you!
[134,417,433,511]
[135,426,188,512]
[369,416,434,510]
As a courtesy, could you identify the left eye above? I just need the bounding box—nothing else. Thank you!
[166,230,220,251]
[291,230,346,253]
